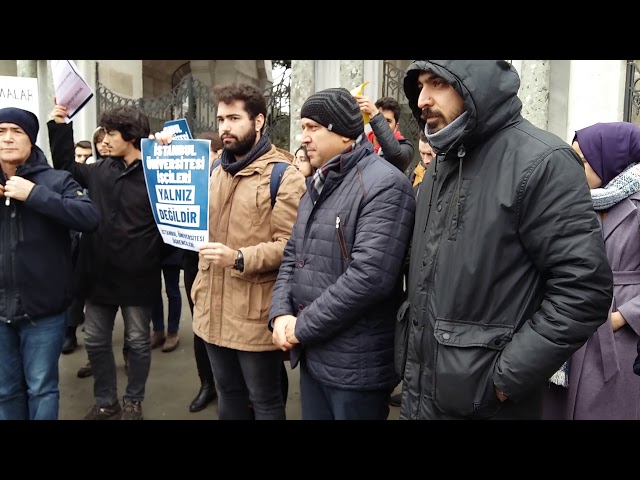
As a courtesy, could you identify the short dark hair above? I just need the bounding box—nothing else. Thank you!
[75,140,92,150]
[99,105,150,150]
[196,131,223,151]
[419,131,428,143]
[211,82,267,133]
[375,97,402,123]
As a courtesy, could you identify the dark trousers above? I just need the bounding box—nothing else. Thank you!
[300,359,391,420]
[205,343,286,420]
[84,300,152,405]
[184,264,214,386]
[193,334,214,384]
[66,296,85,328]
[151,265,182,334]
[183,257,286,406]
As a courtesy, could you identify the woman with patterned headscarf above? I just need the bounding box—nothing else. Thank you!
[544,121,640,420]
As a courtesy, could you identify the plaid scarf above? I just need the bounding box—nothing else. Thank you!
[591,162,640,210]
[309,134,365,204]
[549,361,570,388]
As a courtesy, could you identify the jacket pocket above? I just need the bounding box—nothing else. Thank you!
[192,259,211,319]
[432,318,513,419]
[394,298,411,379]
[229,269,278,320]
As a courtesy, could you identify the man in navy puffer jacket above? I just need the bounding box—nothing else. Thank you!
[269,88,416,420]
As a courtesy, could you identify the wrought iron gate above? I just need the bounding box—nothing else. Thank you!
[624,60,640,125]
[96,74,217,137]
[381,61,421,143]
[96,72,292,148]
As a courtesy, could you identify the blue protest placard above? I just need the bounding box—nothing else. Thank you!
[141,138,210,252]
[163,118,193,140]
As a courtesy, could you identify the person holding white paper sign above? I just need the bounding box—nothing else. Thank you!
[48,103,166,421]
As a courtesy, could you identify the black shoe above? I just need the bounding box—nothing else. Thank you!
[62,333,78,354]
[77,361,93,378]
[389,393,402,407]
[84,400,121,420]
[189,383,216,412]
[121,399,143,420]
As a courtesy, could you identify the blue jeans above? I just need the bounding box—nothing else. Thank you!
[205,342,285,420]
[300,359,391,420]
[151,265,182,334]
[0,312,67,420]
[84,300,152,406]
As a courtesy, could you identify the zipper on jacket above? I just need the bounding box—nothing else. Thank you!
[336,215,349,260]
[453,145,466,230]
[1,202,18,323]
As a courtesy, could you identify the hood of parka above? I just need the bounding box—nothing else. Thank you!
[403,60,523,150]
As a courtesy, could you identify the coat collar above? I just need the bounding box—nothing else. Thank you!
[601,190,640,241]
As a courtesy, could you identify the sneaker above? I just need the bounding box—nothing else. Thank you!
[121,399,143,420]
[83,401,122,420]
[389,392,402,407]
[77,360,93,378]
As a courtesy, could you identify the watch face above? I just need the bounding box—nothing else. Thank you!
[235,250,244,271]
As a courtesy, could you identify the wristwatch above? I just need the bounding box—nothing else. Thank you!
[234,249,244,272]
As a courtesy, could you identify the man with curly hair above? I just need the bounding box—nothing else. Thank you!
[49,104,165,420]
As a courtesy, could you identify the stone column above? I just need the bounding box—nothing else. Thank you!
[519,60,551,130]
[289,60,315,149]
[16,60,37,78]
[36,60,53,155]
[340,60,364,92]
[71,60,98,144]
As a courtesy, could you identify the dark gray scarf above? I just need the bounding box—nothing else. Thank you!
[220,133,272,176]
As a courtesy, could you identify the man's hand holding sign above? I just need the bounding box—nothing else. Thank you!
[149,128,240,269]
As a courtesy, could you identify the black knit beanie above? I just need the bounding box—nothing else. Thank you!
[0,107,39,144]
[300,87,364,139]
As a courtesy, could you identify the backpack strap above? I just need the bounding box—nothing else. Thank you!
[269,162,289,209]
[210,158,288,209]
[209,158,221,175]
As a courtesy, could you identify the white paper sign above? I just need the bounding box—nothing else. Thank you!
[0,75,39,115]
[51,60,94,122]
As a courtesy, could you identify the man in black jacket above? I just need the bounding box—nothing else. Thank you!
[0,107,99,420]
[49,103,163,421]
[270,88,416,420]
[355,95,414,173]
[398,60,613,420]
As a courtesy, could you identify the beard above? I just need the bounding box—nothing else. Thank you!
[223,127,258,157]
[421,108,444,134]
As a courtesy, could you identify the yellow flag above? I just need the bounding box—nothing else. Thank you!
[350,82,370,124]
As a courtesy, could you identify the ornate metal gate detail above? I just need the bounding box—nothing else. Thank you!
[263,71,291,152]
[97,72,291,148]
[381,61,421,142]
[624,61,640,125]
[96,74,217,137]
